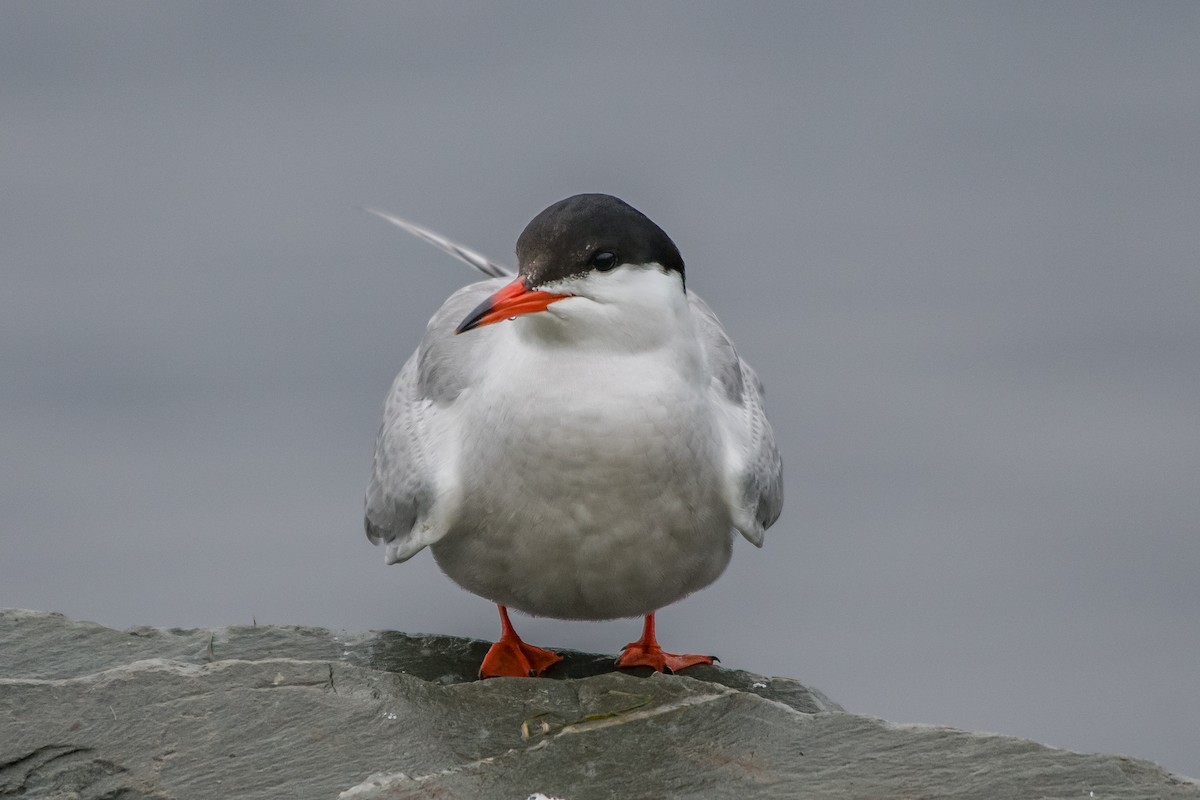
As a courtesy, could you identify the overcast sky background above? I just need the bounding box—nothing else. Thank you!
[4,1,1198,779]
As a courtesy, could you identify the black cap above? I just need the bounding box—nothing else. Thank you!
[516,194,685,287]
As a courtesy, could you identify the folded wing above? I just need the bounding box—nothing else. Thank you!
[689,292,784,546]
[364,278,507,563]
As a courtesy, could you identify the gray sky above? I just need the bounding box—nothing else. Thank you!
[4,1,1199,779]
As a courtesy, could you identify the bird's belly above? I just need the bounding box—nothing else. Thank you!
[431,365,732,619]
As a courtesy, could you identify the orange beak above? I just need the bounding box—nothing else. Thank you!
[455,277,572,334]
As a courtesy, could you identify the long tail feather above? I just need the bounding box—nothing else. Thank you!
[363,207,513,279]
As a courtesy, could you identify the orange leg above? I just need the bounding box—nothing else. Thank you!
[614,612,717,673]
[478,605,563,679]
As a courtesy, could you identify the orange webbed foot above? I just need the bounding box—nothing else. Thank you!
[615,645,716,673]
[478,605,563,679]
[614,612,717,673]
[480,638,562,678]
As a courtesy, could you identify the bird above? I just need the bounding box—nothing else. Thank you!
[364,193,783,678]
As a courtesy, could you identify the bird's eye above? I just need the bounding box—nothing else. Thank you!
[591,250,619,271]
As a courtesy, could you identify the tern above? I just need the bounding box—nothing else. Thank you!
[364,194,783,678]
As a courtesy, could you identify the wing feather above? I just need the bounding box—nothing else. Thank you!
[689,292,784,546]
[363,208,513,279]
[364,279,506,562]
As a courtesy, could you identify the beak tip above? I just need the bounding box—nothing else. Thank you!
[455,297,496,335]
[453,276,567,335]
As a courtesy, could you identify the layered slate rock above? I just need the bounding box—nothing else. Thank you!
[1,610,1196,800]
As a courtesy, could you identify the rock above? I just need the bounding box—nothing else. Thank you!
[1,610,1195,800]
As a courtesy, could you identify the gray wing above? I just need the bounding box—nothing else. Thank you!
[365,278,507,563]
[364,208,513,279]
[688,291,783,546]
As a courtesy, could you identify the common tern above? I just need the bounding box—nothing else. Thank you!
[365,194,783,678]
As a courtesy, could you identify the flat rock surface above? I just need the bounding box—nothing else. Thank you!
[2,610,1195,799]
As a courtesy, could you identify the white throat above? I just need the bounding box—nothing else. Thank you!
[516,265,691,354]
[439,264,730,619]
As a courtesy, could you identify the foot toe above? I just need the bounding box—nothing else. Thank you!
[615,645,716,673]
[479,640,562,679]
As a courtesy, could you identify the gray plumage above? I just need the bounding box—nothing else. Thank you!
[364,195,783,620]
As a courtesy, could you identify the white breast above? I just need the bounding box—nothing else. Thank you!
[430,268,735,619]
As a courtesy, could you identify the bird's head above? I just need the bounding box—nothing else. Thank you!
[455,194,687,341]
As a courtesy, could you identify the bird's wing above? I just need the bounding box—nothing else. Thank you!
[363,208,514,279]
[688,291,784,546]
[365,278,508,563]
